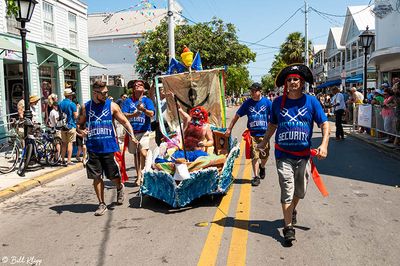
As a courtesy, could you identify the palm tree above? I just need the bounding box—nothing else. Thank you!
[280,32,307,64]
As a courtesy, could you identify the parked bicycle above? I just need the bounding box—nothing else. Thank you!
[0,119,23,174]
[17,118,62,176]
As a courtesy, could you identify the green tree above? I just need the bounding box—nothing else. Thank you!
[136,18,256,80]
[264,31,312,88]
[225,66,251,96]
[261,74,275,92]
[5,0,19,16]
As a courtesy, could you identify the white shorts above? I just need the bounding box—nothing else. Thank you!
[128,131,150,154]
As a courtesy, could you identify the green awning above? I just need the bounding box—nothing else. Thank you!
[63,49,106,69]
[0,36,21,53]
[37,44,86,64]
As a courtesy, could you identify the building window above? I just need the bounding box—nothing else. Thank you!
[68,13,78,48]
[6,14,20,35]
[346,47,351,62]
[351,42,357,60]
[39,66,56,118]
[43,1,55,42]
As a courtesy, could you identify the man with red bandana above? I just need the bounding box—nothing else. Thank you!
[257,64,330,243]
[172,105,214,162]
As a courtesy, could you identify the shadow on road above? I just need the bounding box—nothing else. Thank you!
[128,194,223,214]
[212,217,307,247]
[312,136,400,186]
[49,203,98,214]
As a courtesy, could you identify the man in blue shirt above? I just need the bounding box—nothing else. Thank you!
[59,88,78,166]
[122,80,155,186]
[225,82,272,186]
[257,64,330,243]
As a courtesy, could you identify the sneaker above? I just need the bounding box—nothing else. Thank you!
[283,226,296,242]
[259,166,266,179]
[94,203,107,216]
[116,184,125,205]
[251,176,261,186]
[292,209,297,225]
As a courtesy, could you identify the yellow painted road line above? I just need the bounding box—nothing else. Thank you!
[226,159,252,266]
[197,140,245,266]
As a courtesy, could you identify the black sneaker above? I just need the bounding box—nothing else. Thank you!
[116,184,125,205]
[259,166,266,179]
[283,226,296,242]
[292,209,297,225]
[251,176,261,186]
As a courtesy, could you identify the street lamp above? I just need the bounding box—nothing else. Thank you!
[14,0,37,138]
[359,26,375,101]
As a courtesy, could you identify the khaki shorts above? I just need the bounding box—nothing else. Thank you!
[61,128,76,143]
[128,131,150,154]
[276,158,311,204]
[251,136,270,160]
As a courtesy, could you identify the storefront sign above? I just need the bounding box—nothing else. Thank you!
[358,104,372,128]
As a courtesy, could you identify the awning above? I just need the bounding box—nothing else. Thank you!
[63,49,106,69]
[0,36,22,53]
[37,44,86,65]
[316,79,341,89]
[346,74,363,83]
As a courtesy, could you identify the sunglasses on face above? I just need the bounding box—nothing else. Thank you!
[134,83,144,87]
[287,77,300,82]
[94,90,108,96]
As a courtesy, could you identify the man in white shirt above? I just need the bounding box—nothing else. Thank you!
[331,87,346,140]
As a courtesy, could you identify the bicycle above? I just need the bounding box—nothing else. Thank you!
[0,119,23,174]
[17,119,62,176]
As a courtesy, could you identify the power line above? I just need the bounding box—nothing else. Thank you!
[309,0,373,18]
[176,13,280,50]
[248,6,303,46]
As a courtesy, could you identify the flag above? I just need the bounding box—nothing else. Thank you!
[191,52,203,71]
[167,58,186,74]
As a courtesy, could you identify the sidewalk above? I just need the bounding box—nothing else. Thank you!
[340,122,400,160]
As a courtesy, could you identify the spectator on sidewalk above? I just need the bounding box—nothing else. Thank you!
[59,88,78,166]
[257,64,330,243]
[382,88,396,143]
[115,94,128,108]
[122,79,155,186]
[225,82,272,187]
[77,81,137,216]
[392,82,400,146]
[331,87,346,140]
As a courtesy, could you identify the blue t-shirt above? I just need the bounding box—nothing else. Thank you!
[59,98,77,129]
[270,94,327,159]
[122,96,155,132]
[237,97,272,136]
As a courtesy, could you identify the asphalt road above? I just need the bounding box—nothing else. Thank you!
[0,106,399,266]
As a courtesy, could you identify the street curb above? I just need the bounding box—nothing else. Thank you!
[0,164,84,203]
[345,131,400,161]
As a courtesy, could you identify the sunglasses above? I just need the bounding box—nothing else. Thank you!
[94,90,108,96]
[287,77,300,82]
[134,83,144,87]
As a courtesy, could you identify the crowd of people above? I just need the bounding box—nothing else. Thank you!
[315,79,400,146]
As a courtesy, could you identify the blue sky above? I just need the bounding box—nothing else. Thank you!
[84,0,372,81]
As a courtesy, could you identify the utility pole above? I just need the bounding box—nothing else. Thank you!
[304,0,310,92]
[167,0,175,62]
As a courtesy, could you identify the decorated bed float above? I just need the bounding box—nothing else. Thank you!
[139,62,240,208]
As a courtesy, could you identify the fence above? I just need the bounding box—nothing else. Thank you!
[352,104,399,138]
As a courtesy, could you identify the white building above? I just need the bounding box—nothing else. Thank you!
[340,5,376,88]
[312,44,327,86]
[0,0,103,128]
[369,0,400,85]
[88,4,183,87]
[325,27,345,86]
